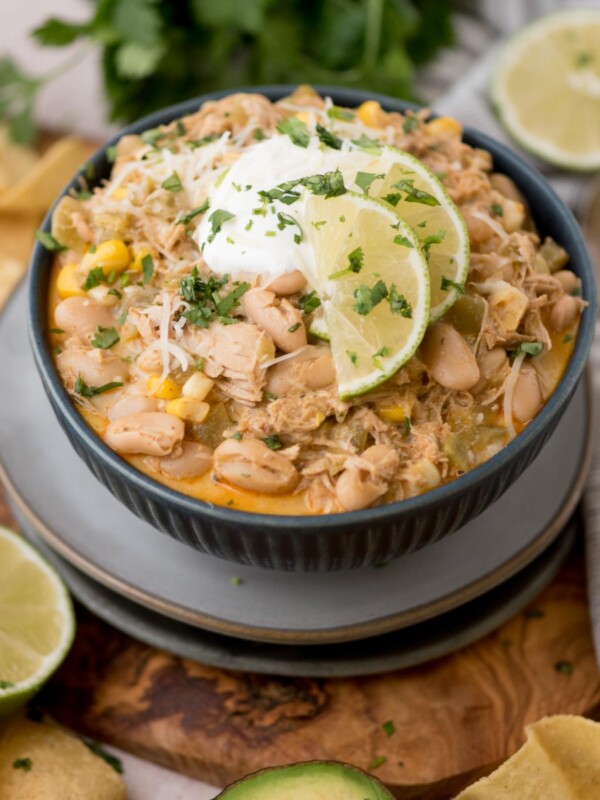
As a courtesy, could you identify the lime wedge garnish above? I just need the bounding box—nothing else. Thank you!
[304,192,429,399]
[0,527,74,716]
[491,9,600,171]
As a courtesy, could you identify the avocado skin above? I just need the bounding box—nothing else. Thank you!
[213,760,395,800]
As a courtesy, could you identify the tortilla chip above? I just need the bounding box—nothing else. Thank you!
[0,253,25,311]
[0,213,41,264]
[0,137,91,215]
[454,715,600,798]
[0,127,39,193]
[0,714,126,800]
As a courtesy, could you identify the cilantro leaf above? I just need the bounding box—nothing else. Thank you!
[263,435,283,450]
[299,290,321,314]
[12,757,32,772]
[351,133,382,154]
[216,282,250,315]
[276,212,303,243]
[276,117,310,148]
[393,234,414,247]
[301,169,346,198]
[514,341,543,357]
[421,228,446,255]
[327,106,354,121]
[329,246,364,279]
[207,209,235,243]
[346,350,359,365]
[83,267,105,291]
[383,193,402,207]
[389,284,412,317]
[402,115,420,134]
[91,326,120,349]
[316,122,342,150]
[74,376,123,397]
[353,280,388,315]
[35,230,66,252]
[392,178,440,206]
[82,739,124,774]
[176,200,209,225]
[161,172,183,192]
[355,171,384,195]
[440,276,464,294]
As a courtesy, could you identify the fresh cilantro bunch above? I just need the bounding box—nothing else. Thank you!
[26,0,453,127]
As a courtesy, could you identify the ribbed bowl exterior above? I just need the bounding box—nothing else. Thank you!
[29,86,596,571]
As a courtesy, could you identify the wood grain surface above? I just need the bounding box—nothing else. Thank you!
[2,493,600,798]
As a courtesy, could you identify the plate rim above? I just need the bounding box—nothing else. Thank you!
[0,373,593,645]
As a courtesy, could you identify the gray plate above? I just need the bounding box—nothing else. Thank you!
[14,508,578,677]
[0,282,593,645]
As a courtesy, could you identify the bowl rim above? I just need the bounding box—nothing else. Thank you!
[28,84,597,533]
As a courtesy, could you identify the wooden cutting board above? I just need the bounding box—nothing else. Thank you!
[2,493,600,799]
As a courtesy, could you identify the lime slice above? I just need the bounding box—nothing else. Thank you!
[308,308,330,341]
[491,9,600,171]
[304,192,429,399]
[0,527,75,716]
[357,147,469,322]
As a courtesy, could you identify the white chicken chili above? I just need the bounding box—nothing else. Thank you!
[46,87,585,514]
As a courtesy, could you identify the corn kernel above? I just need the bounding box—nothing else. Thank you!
[378,405,409,423]
[130,246,153,274]
[166,397,210,424]
[81,239,130,278]
[182,372,214,401]
[427,116,462,138]
[112,187,128,200]
[146,375,181,400]
[357,100,384,128]
[56,263,85,299]
[121,324,140,342]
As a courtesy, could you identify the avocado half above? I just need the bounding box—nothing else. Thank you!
[214,761,394,800]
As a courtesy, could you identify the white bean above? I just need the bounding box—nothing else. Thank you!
[554,270,579,294]
[550,295,579,332]
[54,297,115,342]
[266,346,335,396]
[108,395,160,421]
[512,364,543,424]
[336,444,399,512]
[242,288,306,352]
[57,346,127,388]
[157,441,212,479]
[213,437,299,494]
[260,270,306,295]
[421,323,480,391]
[105,412,184,456]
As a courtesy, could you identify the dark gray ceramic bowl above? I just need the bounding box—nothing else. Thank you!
[29,86,596,571]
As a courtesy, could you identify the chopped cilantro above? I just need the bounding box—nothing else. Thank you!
[35,230,66,252]
[216,282,250,316]
[176,200,210,225]
[576,51,592,68]
[189,134,220,148]
[382,720,396,737]
[441,276,464,294]
[316,122,342,150]
[141,127,166,146]
[276,212,303,243]
[106,144,117,162]
[402,115,420,133]
[91,326,120,350]
[353,280,388,315]
[393,234,414,247]
[302,169,347,198]
[355,171,384,195]
[421,228,446,255]
[327,106,354,121]
[74,376,123,397]
[288,322,301,333]
[299,290,321,314]
[142,254,154,284]
[351,133,382,154]
[48,327,64,334]
[372,345,390,367]
[161,172,183,192]
[83,267,105,291]
[555,660,573,675]
[276,117,310,147]
[311,220,327,230]
[389,285,412,317]
[263,435,283,450]
[12,758,32,772]
[264,391,278,401]
[195,357,205,371]
[346,350,359,365]
[175,119,186,136]
[253,127,266,141]
[403,416,411,434]
[0,680,15,689]
[231,575,244,585]
[491,203,503,216]
[514,341,543,357]
[369,756,387,770]
[392,178,440,206]
[563,334,573,343]
[231,431,243,441]
[383,193,402,206]
[180,268,247,327]
[120,272,131,288]
[207,209,235,243]
[329,246,364,279]
[245,219,254,231]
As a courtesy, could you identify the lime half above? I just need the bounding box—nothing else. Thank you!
[304,192,429,399]
[491,9,600,171]
[0,527,75,715]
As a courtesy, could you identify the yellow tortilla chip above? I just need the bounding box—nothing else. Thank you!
[0,253,25,311]
[0,127,39,193]
[454,715,600,798]
[0,137,92,215]
[0,714,126,800]
[0,213,40,264]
